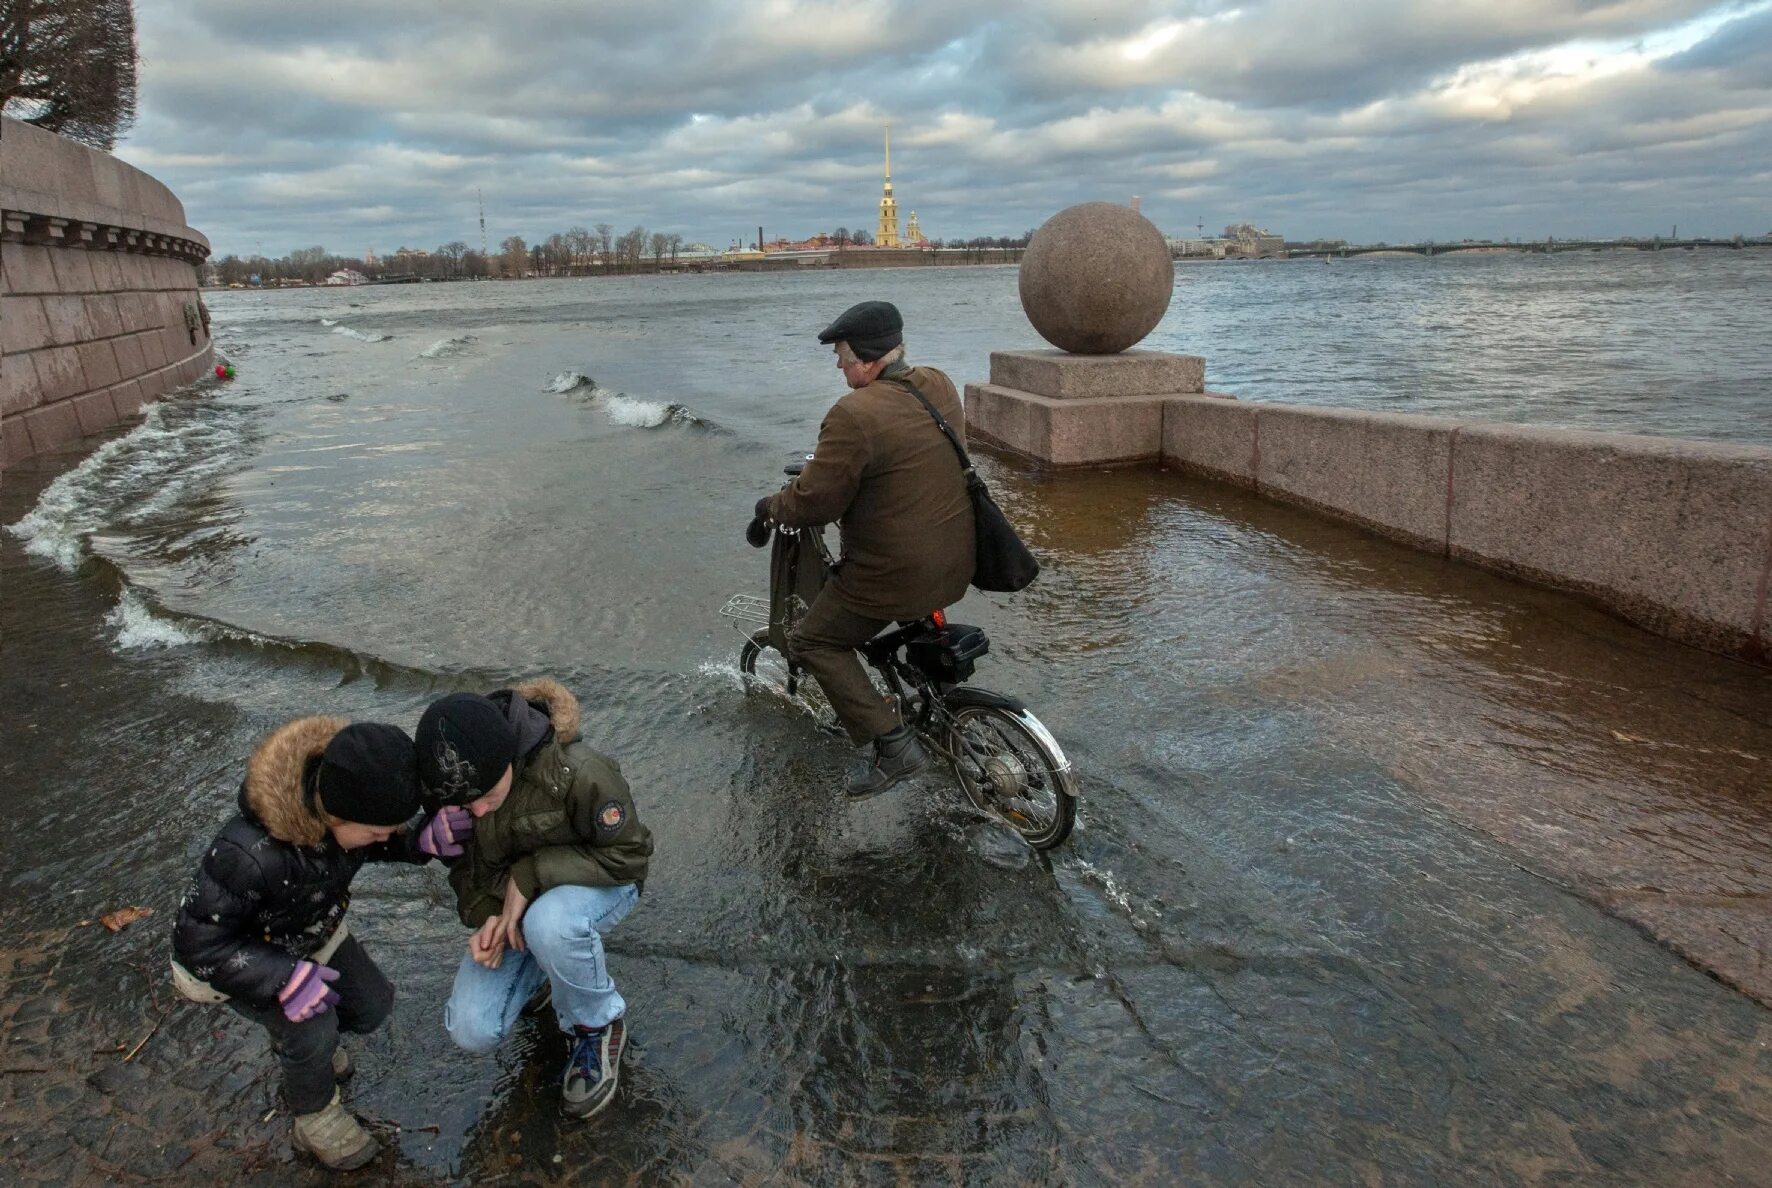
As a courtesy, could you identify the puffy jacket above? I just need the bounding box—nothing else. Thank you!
[170,716,425,1007]
[449,678,653,928]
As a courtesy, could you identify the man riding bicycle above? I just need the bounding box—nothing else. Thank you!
[754,300,975,797]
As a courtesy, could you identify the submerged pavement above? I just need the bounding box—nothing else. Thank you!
[5,427,1772,1184]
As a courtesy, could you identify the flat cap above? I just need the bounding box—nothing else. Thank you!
[818,301,903,360]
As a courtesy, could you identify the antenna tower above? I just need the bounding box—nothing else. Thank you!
[478,189,487,258]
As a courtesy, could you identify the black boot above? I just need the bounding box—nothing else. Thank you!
[845,725,929,798]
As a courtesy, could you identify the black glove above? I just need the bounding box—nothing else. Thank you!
[754,496,774,521]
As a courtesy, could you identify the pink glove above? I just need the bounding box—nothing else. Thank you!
[417,805,474,857]
[278,961,341,1023]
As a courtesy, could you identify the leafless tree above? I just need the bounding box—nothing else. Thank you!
[667,232,683,263]
[499,235,528,277]
[648,231,670,269]
[615,225,646,272]
[595,223,614,268]
[831,227,850,249]
[0,0,139,150]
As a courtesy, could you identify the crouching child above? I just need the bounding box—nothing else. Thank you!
[417,677,653,1120]
[170,719,474,1170]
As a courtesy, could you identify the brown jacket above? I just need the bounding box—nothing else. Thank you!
[768,365,974,619]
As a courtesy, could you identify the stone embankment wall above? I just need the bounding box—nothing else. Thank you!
[1,116,213,468]
[1160,397,1772,665]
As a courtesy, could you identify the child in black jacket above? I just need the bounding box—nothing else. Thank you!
[171,718,471,1170]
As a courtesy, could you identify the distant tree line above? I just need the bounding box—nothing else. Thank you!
[0,0,138,149]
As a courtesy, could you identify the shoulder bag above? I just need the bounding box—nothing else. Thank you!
[893,377,1040,593]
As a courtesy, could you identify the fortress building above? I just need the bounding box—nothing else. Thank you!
[876,123,901,248]
[906,211,923,244]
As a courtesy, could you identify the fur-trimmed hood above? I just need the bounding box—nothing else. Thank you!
[511,677,581,746]
[239,716,346,847]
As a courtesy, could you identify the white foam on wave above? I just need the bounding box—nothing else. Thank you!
[606,394,700,429]
[546,370,595,393]
[319,317,339,327]
[6,399,246,571]
[106,589,212,649]
[331,326,390,343]
[418,334,475,359]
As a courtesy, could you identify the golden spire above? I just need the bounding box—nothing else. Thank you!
[884,122,892,193]
[877,120,901,247]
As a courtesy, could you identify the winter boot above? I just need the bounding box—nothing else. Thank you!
[331,1045,353,1082]
[562,1017,625,1119]
[845,725,929,798]
[291,1090,379,1170]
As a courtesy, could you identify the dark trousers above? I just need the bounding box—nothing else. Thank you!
[788,588,899,745]
[226,935,393,1114]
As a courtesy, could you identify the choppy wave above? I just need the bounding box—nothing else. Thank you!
[605,395,704,429]
[546,370,595,393]
[319,317,339,327]
[107,589,214,649]
[6,398,248,572]
[331,326,390,343]
[418,334,475,359]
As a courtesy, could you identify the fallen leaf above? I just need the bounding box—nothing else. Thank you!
[100,906,153,933]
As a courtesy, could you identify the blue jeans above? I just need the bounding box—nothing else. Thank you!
[445,882,638,1051]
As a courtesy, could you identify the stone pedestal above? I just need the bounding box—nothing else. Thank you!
[965,349,1206,467]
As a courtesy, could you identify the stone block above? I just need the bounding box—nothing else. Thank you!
[964,382,1166,467]
[1255,404,1458,550]
[1161,395,1259,486]
[3,416,35,468]
[31,345,87,403]
[988,349,1205,399]
[117,293,158,333]
[86,250,125,291]
[2,350,42,415]
[0,119,71,199]
[1,295,53,354]
[1449,424,1772,657]
[137,329,172,369]
[111,331,147,379]
[3,242,61,295]
[47,246,96,293]
[39,294,90,343]
[82,294,124,339]
[71,389,118,436]
[78,339,122,390]
[136,366,168,403]
[109,379,145,420]
[21,398,82,454]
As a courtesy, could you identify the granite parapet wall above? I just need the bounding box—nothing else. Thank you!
[1,117,213,468]
[1160,396,1772,664]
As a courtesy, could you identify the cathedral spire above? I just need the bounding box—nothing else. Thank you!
[877,120,901,247]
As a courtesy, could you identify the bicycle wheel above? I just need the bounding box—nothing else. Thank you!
[738,629,839,734]
[944,700,1076,850]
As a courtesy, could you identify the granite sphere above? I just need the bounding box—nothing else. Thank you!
[1019,203,1174,354]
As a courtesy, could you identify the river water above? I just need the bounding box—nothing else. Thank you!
[3,255,1772,1183]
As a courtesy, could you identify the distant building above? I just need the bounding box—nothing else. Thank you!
[906,210,924,244]
[1223,223,1284,258]
[324,269,368,286]
[876,123,901,248]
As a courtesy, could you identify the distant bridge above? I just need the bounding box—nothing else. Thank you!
[1289,237,1772,258]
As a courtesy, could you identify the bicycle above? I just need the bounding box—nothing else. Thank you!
[719,457,1078,850]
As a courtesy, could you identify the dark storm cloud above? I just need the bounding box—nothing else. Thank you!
[114,0,1772,254]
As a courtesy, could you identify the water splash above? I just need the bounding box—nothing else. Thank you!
[331,326,390,343]
[107,589,212,649]
[606,394,704,429]
[5,398,248,572]
[418,334,475,359]
[546,370,596,393]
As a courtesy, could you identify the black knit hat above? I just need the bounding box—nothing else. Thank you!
[818,300,903,360]
[416,693,519,806]
[315,723,420,826]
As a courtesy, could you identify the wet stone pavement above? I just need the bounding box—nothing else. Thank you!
[6,363,1772,1181]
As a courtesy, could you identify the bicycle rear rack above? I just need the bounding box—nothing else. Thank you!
[719,594,770,627]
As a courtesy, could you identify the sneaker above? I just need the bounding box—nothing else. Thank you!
[522,980,553,1017]
[291,1090,379,1171]
[561,1017,625,1119]
[331,1045,353,1082]
[845,725,929,798]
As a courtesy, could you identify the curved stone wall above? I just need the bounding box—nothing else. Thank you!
[1,116,213,469]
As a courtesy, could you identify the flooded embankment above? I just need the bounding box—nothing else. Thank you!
[4,262,1772,1184]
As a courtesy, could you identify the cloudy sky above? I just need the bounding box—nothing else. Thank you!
[116,0,1772,256]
